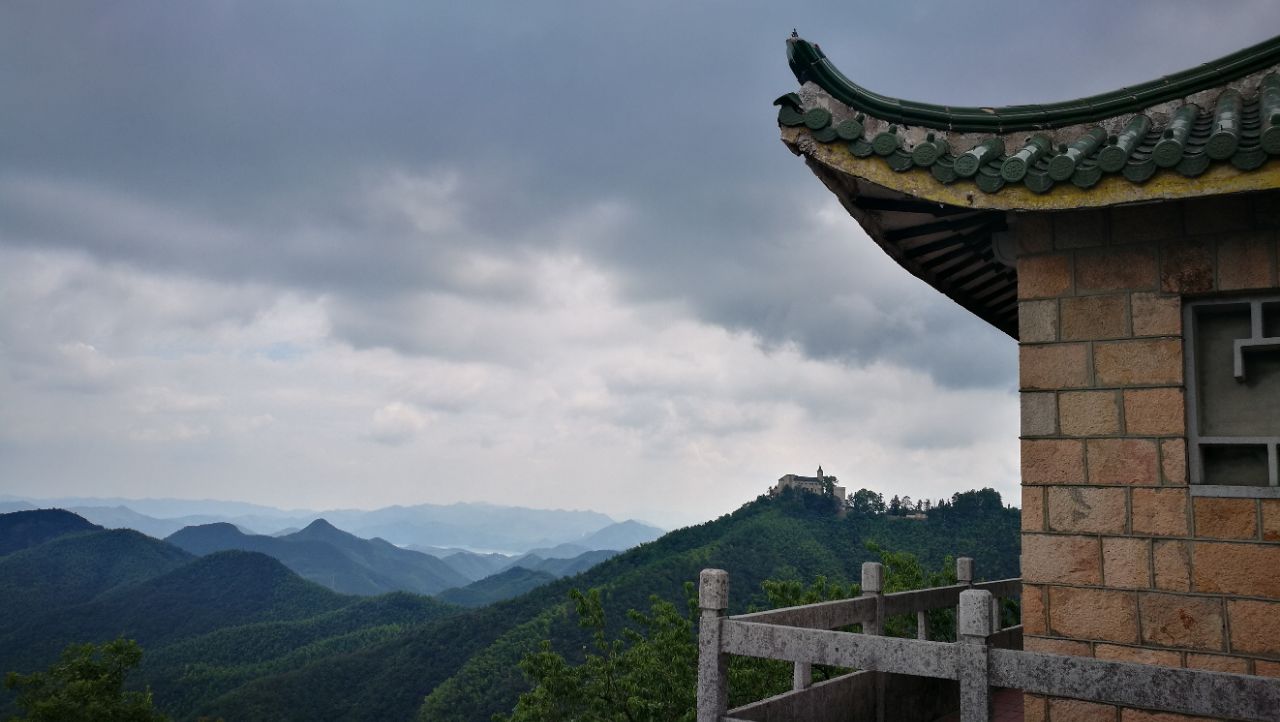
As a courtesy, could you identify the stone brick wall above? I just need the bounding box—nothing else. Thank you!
[1015,190,1280,721]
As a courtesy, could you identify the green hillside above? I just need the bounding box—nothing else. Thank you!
[141,592,459,716]
[166,519,468,595]
[196,489,1017,722]
[0,528,193,631]
[0,508,102,556]
[438,567,558,608]
[0,493,1017,721]
[0,550,349,676]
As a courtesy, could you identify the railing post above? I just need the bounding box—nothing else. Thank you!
[792,660,812,691]
[862,561,885,722]
[697,569,729,722]
[917,609,929,640]
[862,561,884,634]
[957,589,993,722]
[957,556,974,587]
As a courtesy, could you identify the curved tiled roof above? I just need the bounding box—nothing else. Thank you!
[779,34,1280,197]
[776,33,1280,338]
[787,33,1280,132]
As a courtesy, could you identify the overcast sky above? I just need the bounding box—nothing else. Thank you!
[2,2,1277,528]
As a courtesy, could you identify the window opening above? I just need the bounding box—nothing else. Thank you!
[1185,296,1280,492]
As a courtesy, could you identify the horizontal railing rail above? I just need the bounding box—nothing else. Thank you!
[722,620,958,679]
[990,648,1280,721]
[729,595,876,629]
[697,557,1280,722]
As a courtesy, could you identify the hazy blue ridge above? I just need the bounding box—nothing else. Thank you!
[437,567,558,607]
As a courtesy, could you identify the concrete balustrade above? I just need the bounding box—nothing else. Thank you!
[697,557,1280,722]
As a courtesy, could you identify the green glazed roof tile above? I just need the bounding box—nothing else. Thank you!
[780,33,1280,195]
[787,33,1280,132]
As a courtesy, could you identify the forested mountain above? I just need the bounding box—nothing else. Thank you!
[574,519,663,550]
[166,519,467,595]
[509,549,620,578]
[437,567,559,608]
[0,507,101,555]
[0,527,192,626]
[0,491,1017,721]
[194,488,1018,722]
[0,510,462,720]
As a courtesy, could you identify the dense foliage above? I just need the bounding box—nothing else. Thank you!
[499,546,970,722]
[0,490,1018,721]
[437,568,558,608]
[0,509,102,557]
[411,488,1017,722]
[4,638,166,722]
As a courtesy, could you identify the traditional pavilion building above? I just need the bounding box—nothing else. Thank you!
[698,31,1280,722]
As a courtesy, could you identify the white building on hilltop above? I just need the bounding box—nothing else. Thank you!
[771,465,846,502]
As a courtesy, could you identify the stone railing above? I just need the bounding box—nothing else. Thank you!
[697,558,1280,722]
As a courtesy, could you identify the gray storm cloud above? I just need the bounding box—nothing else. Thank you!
[1,1,1277,523]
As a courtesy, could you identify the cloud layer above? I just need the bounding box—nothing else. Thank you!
[2,1,1277,526]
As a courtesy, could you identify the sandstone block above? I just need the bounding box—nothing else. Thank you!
[1048,487,1127,534]
[1049,586,1138,643]
[1095,643,1180,666]
[1111,203,1182,244]
[1021,343,1091,390]
[1161,239,1215,294]
[1022,439,1086,485]
[1076,245,1157,293]
[1121,711,1217,722]
[1193,497,1258,540]
[1185,652,1248,673]
[1022,534,1101,585]
[1048,698,1116,722]
[1160,439,1187,485]
[1123,388,1185,436]
[1061,294,1128,340]
[1016,213,1054,255]
[1059,391,1121,437]
[1019,299,1059,343]
[1216,231,1276,290]
[1023,694,1047,722]
[1183,194,1253,235]
[1019,254,1073,299]
[1055,209,1108,250]
[1102,536,1150,588]
[1130,292,1181,336]
[1227,599,1280,656]
[1256,659,1280,678]
[1023,635,1092,656]
[1131,488,1189,537]
[1263,499,1280,541]
[1022,392,1058,437]
[1088,438,1159,485]
[1094,338,1182,386]
[1139,592,1225,650]
[1152,540,1191,592]
[1193,542,1280,597]
[1022,584,1047,635]
[1022,487,1045,531]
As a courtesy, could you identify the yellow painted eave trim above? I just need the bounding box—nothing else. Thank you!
[782,126,1280,211]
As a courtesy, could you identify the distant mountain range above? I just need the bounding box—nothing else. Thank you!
[166,519,470,596]
[3,495,664,554]
[0,489,1021,721]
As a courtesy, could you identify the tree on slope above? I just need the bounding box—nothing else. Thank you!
[500,548,964,721]
[4,638,168,722]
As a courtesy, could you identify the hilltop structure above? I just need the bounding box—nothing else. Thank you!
[772,465,847,502]
[696,31,1280,722]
